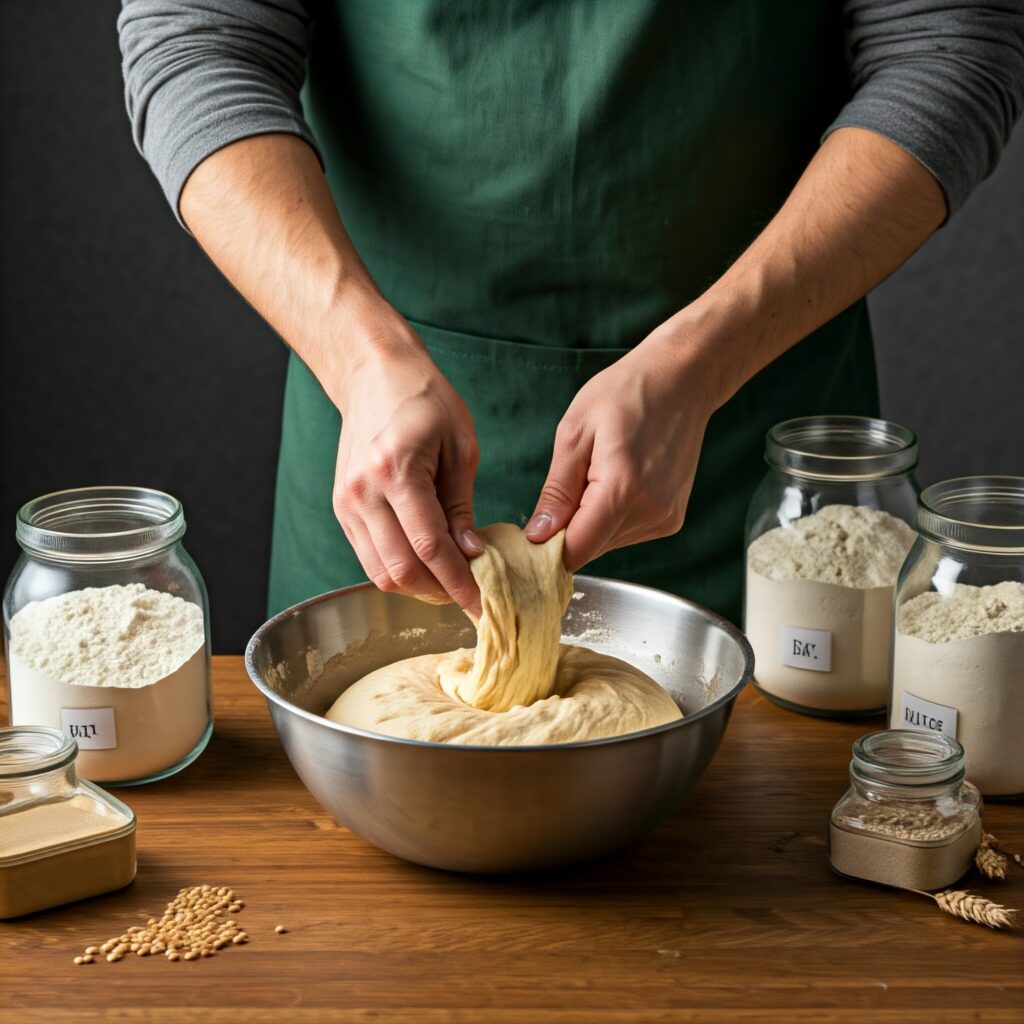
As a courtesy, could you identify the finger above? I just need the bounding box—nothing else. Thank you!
[526,417,592,543]
[335,438,426,595]
[388,477,482,616]
[562,477,626,572]
[360,497,449,603]
[437,434,483,558]
[339,511,390,586]
[334,445,396,588]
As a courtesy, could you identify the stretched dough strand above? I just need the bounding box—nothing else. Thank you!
[327,524,681,745]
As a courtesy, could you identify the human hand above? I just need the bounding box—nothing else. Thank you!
[331,309,483,614]
[524,325,720,571]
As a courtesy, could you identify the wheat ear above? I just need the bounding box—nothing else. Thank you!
[976,843,1010,880]
[914,889,1019,930]
[978,832,1024,874]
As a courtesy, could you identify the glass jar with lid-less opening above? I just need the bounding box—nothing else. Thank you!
[0,725,136,918]
[744,416,918,717]
[829,729,981,892]
[3,487,212,785]
[891,476,1024,799]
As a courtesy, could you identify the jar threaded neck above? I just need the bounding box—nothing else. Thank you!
[766,416,917,481]
[16,487,185,562]
[916,476,1024,552]
[851,729,965,790]
[0,726,78,778]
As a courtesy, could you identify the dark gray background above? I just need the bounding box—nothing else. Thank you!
[2,1,1022,652]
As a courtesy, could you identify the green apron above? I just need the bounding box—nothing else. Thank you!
[270,1,879,625]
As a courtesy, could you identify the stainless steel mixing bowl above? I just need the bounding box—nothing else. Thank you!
[245,576,753,873]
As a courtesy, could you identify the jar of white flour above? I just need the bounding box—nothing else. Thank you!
[744,416,918,717]
[891,476,1024,799]
[2,487,212,785]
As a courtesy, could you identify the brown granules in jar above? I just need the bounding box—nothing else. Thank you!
[77,885,248,964]
[829,802,982,891]
[842,805,974,842]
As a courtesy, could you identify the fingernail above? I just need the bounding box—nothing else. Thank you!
[525,513,552,538]
[460,529,484,556]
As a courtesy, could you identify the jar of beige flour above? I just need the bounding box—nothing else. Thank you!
[0,725,136,918]
[891,476,1024,799]
[744,416,918,717]
[2,487,212,785]
[829,730,982,891]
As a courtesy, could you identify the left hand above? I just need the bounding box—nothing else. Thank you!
[525,325,720,571]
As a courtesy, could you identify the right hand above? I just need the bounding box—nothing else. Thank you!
[330,309,483,615]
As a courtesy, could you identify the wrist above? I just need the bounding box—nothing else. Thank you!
[316,284,427,412]
[639,300,744,416]
[645,263,774,413]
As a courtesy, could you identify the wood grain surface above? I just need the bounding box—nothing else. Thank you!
[1,656,1020,1024]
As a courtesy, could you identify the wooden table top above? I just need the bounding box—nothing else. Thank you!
[1,655,1020,1023]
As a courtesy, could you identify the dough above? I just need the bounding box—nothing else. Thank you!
[326,524,682,745]
[443,521,572,712]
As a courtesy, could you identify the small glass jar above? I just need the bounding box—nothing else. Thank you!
[744,416,919,717]
[2,486,212,785]
[829,730,981,891]
[0,726,136,918]
[891,476,1024,799]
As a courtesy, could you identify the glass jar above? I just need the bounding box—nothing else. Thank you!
[890,476,1024,799]
[744,416,919,717]
[3,486,212,785]
[0,726,136,918]
[829,730,981,891]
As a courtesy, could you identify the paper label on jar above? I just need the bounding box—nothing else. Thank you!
[60,707,117,749]
[779,625,832,672]
[899,691,958,738]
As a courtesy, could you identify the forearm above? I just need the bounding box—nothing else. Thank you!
[120,0,424,409]
[182,132,482,606]
[179,134,421,409]
[527,126,949,563]
[659,127,946,410]
[664,0,1024,406]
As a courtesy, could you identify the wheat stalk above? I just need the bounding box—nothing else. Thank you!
[913,888,1019,930]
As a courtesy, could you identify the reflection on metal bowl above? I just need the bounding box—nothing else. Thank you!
[245,576,753,873]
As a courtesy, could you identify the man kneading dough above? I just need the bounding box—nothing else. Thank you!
[326,524,681,745]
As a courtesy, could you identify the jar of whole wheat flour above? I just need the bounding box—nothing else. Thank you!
[2,487,212,785]
[744,416,918,717]
[0,725,137,918]
[828,729,982,891]
[891,476,1024,799]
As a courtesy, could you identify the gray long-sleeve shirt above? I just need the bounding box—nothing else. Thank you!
[118,0,1024,222]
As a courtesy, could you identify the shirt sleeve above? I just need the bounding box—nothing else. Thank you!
[825,0,1024,216]
[118,0,321,226]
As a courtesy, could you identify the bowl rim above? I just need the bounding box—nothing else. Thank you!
[244,574,754,752]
